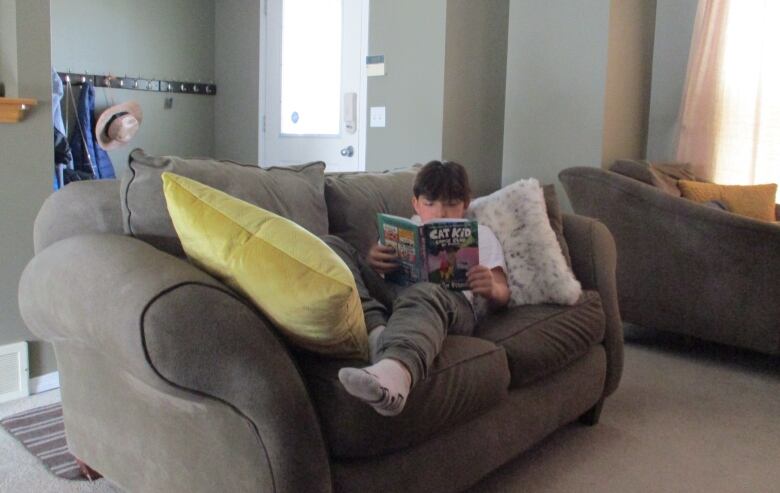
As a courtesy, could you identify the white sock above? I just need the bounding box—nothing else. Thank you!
[338,358,412,416]
[368,325,385,363]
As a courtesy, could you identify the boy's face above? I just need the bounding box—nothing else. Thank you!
[412,195,469,223]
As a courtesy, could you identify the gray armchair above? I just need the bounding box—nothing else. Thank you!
[560,166,780,355]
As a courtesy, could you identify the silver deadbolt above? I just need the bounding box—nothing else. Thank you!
[340,145,354,157]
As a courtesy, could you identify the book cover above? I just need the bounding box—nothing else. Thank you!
[377,213,425,286]
[377,213,479,290]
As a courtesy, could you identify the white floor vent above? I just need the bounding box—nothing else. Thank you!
[0,342,29,403]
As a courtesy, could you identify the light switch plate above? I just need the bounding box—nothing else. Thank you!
[370,106,386,128]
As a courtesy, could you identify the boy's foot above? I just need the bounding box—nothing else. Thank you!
[338,358,411,416]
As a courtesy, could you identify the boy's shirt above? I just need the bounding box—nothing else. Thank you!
[410,215,507,316]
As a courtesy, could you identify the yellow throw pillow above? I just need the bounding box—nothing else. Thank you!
[161,172,368,360]
[678,180,778,221]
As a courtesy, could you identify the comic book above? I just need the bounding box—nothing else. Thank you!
[376,213,479,290]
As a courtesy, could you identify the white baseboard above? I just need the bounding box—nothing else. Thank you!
[29,371,60,394]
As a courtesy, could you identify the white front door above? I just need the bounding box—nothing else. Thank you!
[262,0,367,172]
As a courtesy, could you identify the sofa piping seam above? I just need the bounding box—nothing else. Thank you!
[139,281,279,493]
[124,157,138,236]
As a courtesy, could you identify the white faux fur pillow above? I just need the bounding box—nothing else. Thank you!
[467,179,582,306]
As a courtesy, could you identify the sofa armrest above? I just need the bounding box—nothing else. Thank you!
[561,166,780,354]
[33,180,124,254]
[562,214,623,397]
[19,234,331,492]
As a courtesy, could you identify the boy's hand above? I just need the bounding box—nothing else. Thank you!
[368,244,399,274]
[467,265,510,308]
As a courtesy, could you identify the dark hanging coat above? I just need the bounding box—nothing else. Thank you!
[68,80,115,180]
[52,69,73,190]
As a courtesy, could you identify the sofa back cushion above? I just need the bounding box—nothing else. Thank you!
[610,159,692,197]
[121,149,328,256]
[326,166,573,265]
[325,166,421,255]
[542,184,572,267]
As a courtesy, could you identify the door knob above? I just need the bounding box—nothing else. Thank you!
[340,145,354,157]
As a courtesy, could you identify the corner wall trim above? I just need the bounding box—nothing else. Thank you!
[29,371,60,394]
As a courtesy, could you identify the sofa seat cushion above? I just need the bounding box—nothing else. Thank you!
[476,290,605,388]
[297,335,509,459]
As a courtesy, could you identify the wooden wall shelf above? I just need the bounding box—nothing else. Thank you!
[0,97,38,123]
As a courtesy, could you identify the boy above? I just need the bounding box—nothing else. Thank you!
[325,161,510,416]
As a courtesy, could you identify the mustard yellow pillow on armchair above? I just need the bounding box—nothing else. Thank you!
[678,180,778,221]
[162,172,368,360]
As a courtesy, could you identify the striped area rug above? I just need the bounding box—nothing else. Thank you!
[0,402,86,480]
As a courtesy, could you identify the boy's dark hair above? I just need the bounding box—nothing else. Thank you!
[413,160,471,203]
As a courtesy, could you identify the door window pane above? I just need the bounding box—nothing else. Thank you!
[281,0,341,135]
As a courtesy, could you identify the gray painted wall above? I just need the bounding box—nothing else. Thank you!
[442,0,509,198]
[502,0,611,209]
[50,0,215,178]
[0,0,56,377]
[0,0,18,96]
[365,0,446,172]
[646,0,698,161]
[214,0,261,164]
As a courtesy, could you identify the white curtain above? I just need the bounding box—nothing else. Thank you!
[677,0,780,200]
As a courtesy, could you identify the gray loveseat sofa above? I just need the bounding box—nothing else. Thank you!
[560,165,780,355]
[19,151,623,493]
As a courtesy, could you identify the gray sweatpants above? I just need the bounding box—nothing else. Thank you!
[322,235,476,386]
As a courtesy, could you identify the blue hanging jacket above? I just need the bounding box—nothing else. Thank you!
[69,81,115,180]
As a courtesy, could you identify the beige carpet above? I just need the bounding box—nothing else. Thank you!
[469,325,780,493]
[0,389,118,492]
[1,326,777,492]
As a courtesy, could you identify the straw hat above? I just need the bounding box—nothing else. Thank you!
[96,101,143,150]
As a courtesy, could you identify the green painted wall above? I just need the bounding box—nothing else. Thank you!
[50,0,215,177]
[442,0,509,197]
[646,0,698,160]
[501,0,612,209]
[0,0,56,377]
[214,0,261,164]
[365,0,446,172]
[0,0,215,378]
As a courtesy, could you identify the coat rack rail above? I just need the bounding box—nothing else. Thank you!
[57,72,217,96]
